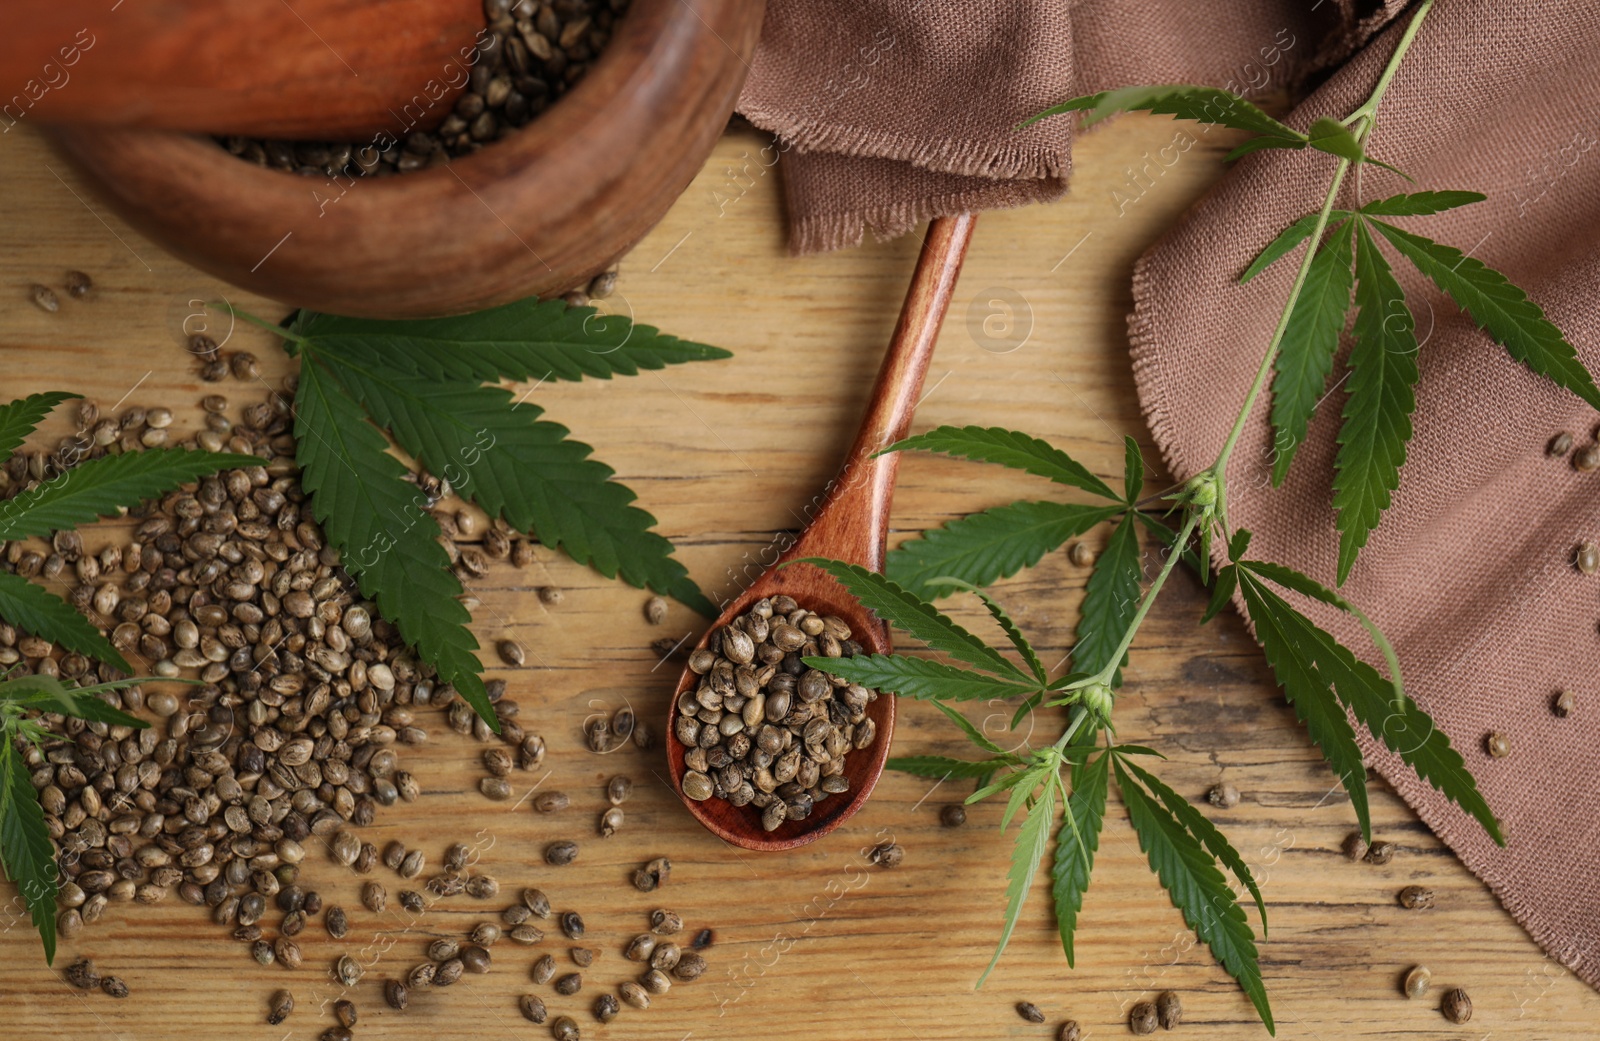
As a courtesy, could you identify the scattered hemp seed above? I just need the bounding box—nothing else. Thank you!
[1057,1020,1082,1041]
[268,989,294,1025]
[555,972,583,996]
[30,283,60,313]
[499,639,527,666]
[592,993,620,1023]
[607,775,633,805]
[1342,831,1369,861]
[551,1015,580,1041]
[1553,689,1576,717]
[1365,840,1397,865]
[1128,1000,1159,1035]
[1156,990,1182,1029]
[546,840,580,866]
[645,595,668,624]
[940,804,967,827]
[1576,541,1600,576]
[1440,987,1472,1024]
[1548,431,1574,457]
[520,993,548,1023]
[532,954,557,984]
[1403,964,1432,999]
[869,842,904,868]
[538,586,564,605]
[334,999,358,1028]
[1575,443,1600,473]
[385,979,409,1010]
[1017,1001,1046,1023]
[100,976,129,999]
[1397,885,1436,910]
[1485,732,1511,759]
[1069,541,1095,567]
[65,270,93,298]
[1207,783,1240,809]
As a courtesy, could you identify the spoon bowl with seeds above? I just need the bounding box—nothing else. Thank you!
[665,215,976,851]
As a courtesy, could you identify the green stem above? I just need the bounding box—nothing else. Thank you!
[225,303,310,350]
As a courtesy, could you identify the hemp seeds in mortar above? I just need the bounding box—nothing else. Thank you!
[675,597,880,832]
[220,0,630,179]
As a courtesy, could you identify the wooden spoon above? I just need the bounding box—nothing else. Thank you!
[665,214,977,851]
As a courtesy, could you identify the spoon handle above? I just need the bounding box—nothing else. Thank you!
[787,213,977,571]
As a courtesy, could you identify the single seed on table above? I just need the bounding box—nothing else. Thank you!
[588,268,618,299]
[599,807,624,837]
[434,957,465,986]
[383,840,407,871]
[1365,840,1397,865]
[651,943,681,971]
[1576,541,1600,575]
[538,586,563,605]
[462,945,492,973]
[472,922,502,947]
[1576,443,1600,472]
[407,963,437,989]
[593,993,619,1023]
[336,954,363,986]
[940,804,966,827]
[1549,431,1575,456]
[1397,885,1435,909]
[276,937,303,969]
[555,972,583,995]
[691,928,714,949]
[1069,541,1095,567]
[547,840,579,866]
[619,979,651,1009]
[1341,831,1369,861]
[672,952,707,981]
[625,933,657,962]
[523,887,553,918]
[334,999,357,1028]
[642,968,672,995]
[467,874,500,899]
[1128,1000,1159,1035]
[552,1015,580,1041]
[869,842,904,868]
[1485,731,1511,758]
[532,953,556,984]
[1017,1001,1045,1023]
[399,890,426,913]
[651,909,683,935]
[644,596,668,624]
[511,924,545,944]
[521,993,549,1023]
[560,910,585,939]
[1441,987,1472,1024]
[65,960,99,989]
[253,940,276,966]
[101,976,129,999]
[571,946,595,967]
[30,283,60,312]
[230,351,259,380]
[481,776,513,800]
[485,747,514,776]
[65,269,93,297]
[499,639,526,666]
[607,775,633,805]
[385,979,409,1010]
[1403,964,1432,999]
[1207,783,1240,809]
[429,939,461,962]
[1057,1021,1081,1041]
[1553,689,1576,717]
[362,881,387,912]
[535,791,570,813]
[1156,990,1182,1029]
[268,989,294,1025]
[320,1029,351,1041]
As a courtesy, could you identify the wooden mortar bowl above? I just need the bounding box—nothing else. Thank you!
[45,0,765,318]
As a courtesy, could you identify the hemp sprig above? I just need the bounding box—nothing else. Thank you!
[242,296,731,727]
[806,1,1577,1032]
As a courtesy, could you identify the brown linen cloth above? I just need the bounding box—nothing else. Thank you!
[739,0,1600,989]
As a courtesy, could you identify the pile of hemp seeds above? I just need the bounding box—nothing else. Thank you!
[221,0,629,182]
[674,599,881,832]
[0,345,703,1038]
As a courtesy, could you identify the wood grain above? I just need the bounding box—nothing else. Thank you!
[1,115,1596,1041]
[665,214,974,851]
[3,0,482,138]
[44,0,764,318]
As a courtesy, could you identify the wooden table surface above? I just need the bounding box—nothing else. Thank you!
[2,115,1595,1041]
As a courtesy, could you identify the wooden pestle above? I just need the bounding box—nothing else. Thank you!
[2,0,484,139]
